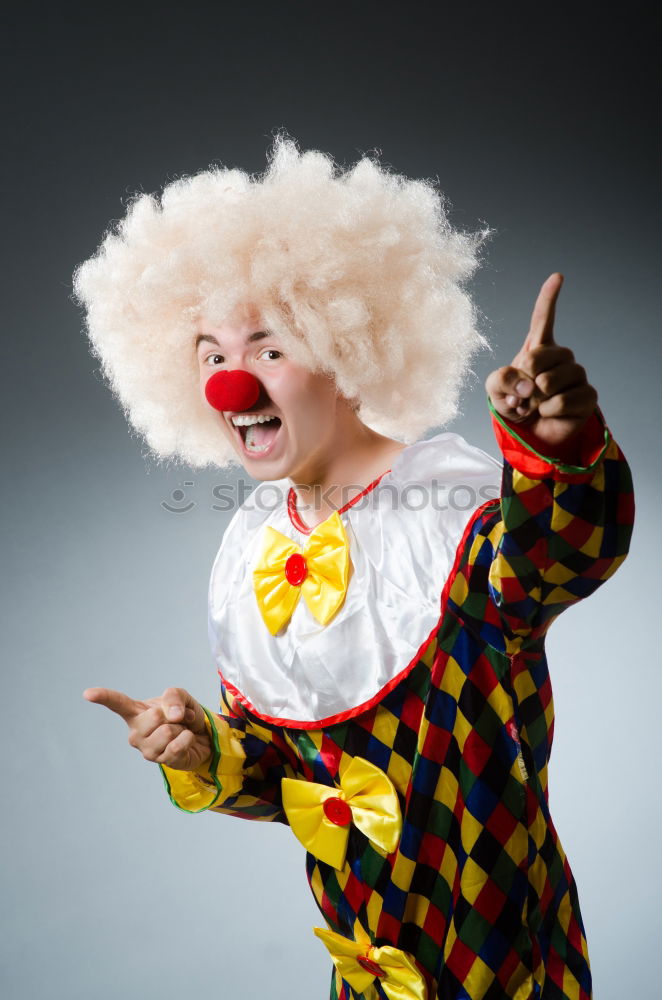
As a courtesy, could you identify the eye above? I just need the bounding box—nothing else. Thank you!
[201,348,282,366]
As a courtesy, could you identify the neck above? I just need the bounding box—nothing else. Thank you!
[288,407,405,530]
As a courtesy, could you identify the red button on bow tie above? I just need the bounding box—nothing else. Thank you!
[358,956,386,978]
[323,796,352,826]
[284,552,307,586]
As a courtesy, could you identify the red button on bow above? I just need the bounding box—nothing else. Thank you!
[358,955,386,978]
[323,796,352,826]
[284,552,307,586]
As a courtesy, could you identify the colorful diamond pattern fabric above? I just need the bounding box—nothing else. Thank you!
[160,404,634,999]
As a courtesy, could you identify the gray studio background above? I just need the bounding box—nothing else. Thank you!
[2,3,659,998]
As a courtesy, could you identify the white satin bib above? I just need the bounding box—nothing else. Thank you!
[207,431,502,726]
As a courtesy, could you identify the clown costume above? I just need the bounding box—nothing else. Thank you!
[74,135,634,1000]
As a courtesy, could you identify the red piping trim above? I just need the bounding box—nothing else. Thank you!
[287,469,392,535]
[218,496,501,729]
[489,400,610,482]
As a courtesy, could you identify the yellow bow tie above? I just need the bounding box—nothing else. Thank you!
[253,510,350,635]
[281,757,402,870]
[314,927,427,1000]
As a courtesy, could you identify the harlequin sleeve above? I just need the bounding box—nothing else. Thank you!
[159,681,300,821]
[448,397,635,654]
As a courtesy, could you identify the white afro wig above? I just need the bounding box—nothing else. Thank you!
[73,133,491,470]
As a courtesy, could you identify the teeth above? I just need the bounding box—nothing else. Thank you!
[245,420,279,452]
[231,414,278,426]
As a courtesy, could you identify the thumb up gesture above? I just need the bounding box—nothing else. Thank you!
[84,685,212,771]
[485,273,598,450]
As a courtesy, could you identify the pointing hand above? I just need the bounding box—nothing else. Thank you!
[485,273,598,450]
[83,685,212,771]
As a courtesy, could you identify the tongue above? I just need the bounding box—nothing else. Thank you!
[247,419,281,447]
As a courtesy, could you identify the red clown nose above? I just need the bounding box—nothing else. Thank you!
[204,370,261,413]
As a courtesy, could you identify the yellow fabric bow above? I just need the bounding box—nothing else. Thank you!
[253,510,350,635]
[314,927,428,1000]
[281,757,402,869]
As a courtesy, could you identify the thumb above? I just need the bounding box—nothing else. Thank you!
[83,687,144,722]
[485,365,536,404]
[159,687,203,730]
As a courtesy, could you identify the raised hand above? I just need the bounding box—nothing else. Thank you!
[83,685,212,771]
[485,273,598,451]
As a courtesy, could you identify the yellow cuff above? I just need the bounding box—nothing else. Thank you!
[159,706,247,813]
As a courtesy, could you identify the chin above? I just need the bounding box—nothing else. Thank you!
[239,450,294,481]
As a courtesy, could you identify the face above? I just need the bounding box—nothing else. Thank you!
[195,312,349,483]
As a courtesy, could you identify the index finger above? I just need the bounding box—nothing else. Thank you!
[83,687,144,722]
[524,272,564,351]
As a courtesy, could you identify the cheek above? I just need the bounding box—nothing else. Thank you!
[293,392,337,444]
[269,366,338,433]
[287,377,331,415]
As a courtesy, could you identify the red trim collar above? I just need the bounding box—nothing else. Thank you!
[287,469,392,535]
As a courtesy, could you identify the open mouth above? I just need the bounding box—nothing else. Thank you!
[232,414,283,456]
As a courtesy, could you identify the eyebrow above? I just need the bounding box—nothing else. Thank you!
[194,330,271,351]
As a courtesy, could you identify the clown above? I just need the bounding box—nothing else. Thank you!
[74,135,634,1000]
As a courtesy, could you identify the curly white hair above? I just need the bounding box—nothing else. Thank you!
[72,133,491,469]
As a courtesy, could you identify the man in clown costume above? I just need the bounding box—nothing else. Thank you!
[75,135,634,1000]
